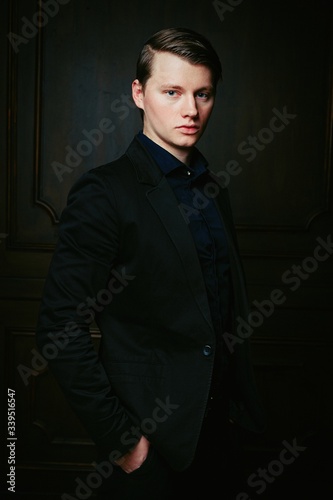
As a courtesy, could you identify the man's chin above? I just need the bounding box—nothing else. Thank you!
[174,133,202,148]
[178,138,200,150]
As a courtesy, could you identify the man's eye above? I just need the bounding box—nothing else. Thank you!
[197,92,209,99]
[166,90,177,96]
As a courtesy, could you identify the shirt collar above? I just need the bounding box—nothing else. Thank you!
[136,131,208,178]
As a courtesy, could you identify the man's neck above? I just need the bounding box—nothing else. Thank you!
[142,131,192,166]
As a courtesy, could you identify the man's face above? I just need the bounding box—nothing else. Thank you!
[132,51,215,162]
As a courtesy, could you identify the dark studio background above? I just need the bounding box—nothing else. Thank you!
[1,0,333,498]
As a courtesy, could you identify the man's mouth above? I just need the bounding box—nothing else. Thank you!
[177,125,200,134]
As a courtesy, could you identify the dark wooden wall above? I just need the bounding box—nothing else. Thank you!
[1,0,332,498]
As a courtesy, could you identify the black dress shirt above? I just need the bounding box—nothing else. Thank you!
[137,131,232,395]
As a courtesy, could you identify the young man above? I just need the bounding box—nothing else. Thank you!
[36,27,265,498]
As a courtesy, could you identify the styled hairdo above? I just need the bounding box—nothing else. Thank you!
[136,27,223,90]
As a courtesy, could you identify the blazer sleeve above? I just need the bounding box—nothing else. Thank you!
[35,168,141,459]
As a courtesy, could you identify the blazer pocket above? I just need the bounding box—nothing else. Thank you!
[108,361,167,414]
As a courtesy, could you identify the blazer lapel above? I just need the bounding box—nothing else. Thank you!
[126,137,213,330]
[146,176,213,331]
[208,172,250,318]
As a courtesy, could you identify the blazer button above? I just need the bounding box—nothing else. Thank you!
[203,344,213,356]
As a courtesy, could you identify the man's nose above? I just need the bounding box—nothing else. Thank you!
[181,95,198,117]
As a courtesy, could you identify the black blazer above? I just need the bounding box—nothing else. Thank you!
[36,137,265,471]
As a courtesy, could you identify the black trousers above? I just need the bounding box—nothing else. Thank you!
[96,403,247,500]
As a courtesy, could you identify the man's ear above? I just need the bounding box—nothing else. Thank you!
[132,79,144,110]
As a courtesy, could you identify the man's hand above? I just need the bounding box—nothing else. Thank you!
[115,435,150,474]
